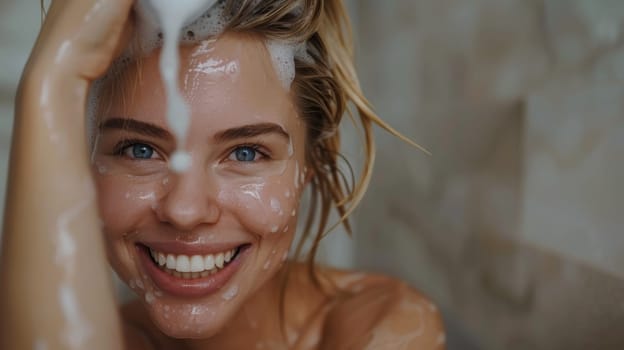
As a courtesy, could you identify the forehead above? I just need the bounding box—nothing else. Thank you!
[101,32,297,130]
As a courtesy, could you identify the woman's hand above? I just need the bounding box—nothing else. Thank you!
[26,0,135,82]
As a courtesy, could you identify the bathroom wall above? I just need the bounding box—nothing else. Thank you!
[1,1,623,349]
[0,0,38,231]
[350,1,624,349]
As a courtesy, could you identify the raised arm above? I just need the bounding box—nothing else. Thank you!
[0,1,134,348]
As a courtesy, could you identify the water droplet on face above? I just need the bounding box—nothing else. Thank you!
[263,260,271,270]
[294,163,300,189]
[221,285,239,301]
[145,292,155,304]
[269,197,281,213]
[270,225,279,233]
[287,136,294,157]
[135,279,145,290]
[96,163,107,174]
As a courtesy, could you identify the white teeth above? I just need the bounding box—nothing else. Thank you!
[205,255,215,270]
[148,247,240,276]
[176,255,191,273]
[166,254,176,269]
[190,255,204,273]
[158,253,166,266]
[215,253,225,269]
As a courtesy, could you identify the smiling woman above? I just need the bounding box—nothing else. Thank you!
[1,0,443,349]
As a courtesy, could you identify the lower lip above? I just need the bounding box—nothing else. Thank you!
[137,244,248,298]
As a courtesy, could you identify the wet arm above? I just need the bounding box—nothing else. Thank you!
[0,65,122,349]
[0,0,135,346]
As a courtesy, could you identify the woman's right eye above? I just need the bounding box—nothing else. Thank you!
[120,143,161,160]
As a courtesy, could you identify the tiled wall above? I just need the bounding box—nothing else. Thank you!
[351,1,624,349]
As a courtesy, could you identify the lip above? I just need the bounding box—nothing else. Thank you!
[136,243,250,298]
[142,240,247,256]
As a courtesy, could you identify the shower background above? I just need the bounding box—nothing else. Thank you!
[1,1,623,349]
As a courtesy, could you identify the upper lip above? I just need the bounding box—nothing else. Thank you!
[139,241,249,255]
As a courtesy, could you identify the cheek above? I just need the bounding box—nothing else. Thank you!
[216,168,305,237]
[94,173,163,237]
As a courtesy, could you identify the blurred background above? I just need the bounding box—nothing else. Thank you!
[1,1,624,349]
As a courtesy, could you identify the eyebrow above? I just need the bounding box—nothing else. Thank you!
[213,123,290,143]
[100,118,290,143]
[99,118,172,139]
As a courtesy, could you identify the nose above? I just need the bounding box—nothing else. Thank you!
[156,167,221,231]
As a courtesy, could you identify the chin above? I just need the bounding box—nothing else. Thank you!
[145,297,238,339]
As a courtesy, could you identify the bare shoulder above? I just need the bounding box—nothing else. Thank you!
[320,268,446,349]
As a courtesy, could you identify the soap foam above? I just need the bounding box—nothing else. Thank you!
[266,40,297,89]
[88,0,312,167]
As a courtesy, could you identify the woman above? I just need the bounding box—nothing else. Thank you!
[0,0,444,348]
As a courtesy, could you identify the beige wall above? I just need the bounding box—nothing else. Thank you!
[1,1,623,349]
[350,1,624,349]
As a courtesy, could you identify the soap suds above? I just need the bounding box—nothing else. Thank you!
[222,285,239,301]
[135,279,145,290]
[58,284,93,348]
[294,163,300,189]
[270,197,281,212]
[145,291,156,304]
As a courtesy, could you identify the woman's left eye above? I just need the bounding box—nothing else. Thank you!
[228,145,263,162]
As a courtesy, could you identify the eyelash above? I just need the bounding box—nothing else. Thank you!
[227,143,270,162]
[112,139,271,162]
[112,139,159,158]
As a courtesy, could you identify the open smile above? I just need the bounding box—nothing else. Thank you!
[136,242,251,298]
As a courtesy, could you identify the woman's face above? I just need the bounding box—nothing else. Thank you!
[92,33,307,337]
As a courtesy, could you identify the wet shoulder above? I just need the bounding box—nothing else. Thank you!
[320,268,446,349]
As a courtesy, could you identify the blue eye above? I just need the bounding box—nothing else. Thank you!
[125,143,156,159]
[231,146,259,162]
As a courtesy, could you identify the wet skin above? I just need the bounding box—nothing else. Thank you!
[93,33,445,349]
[1,0,444,345]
